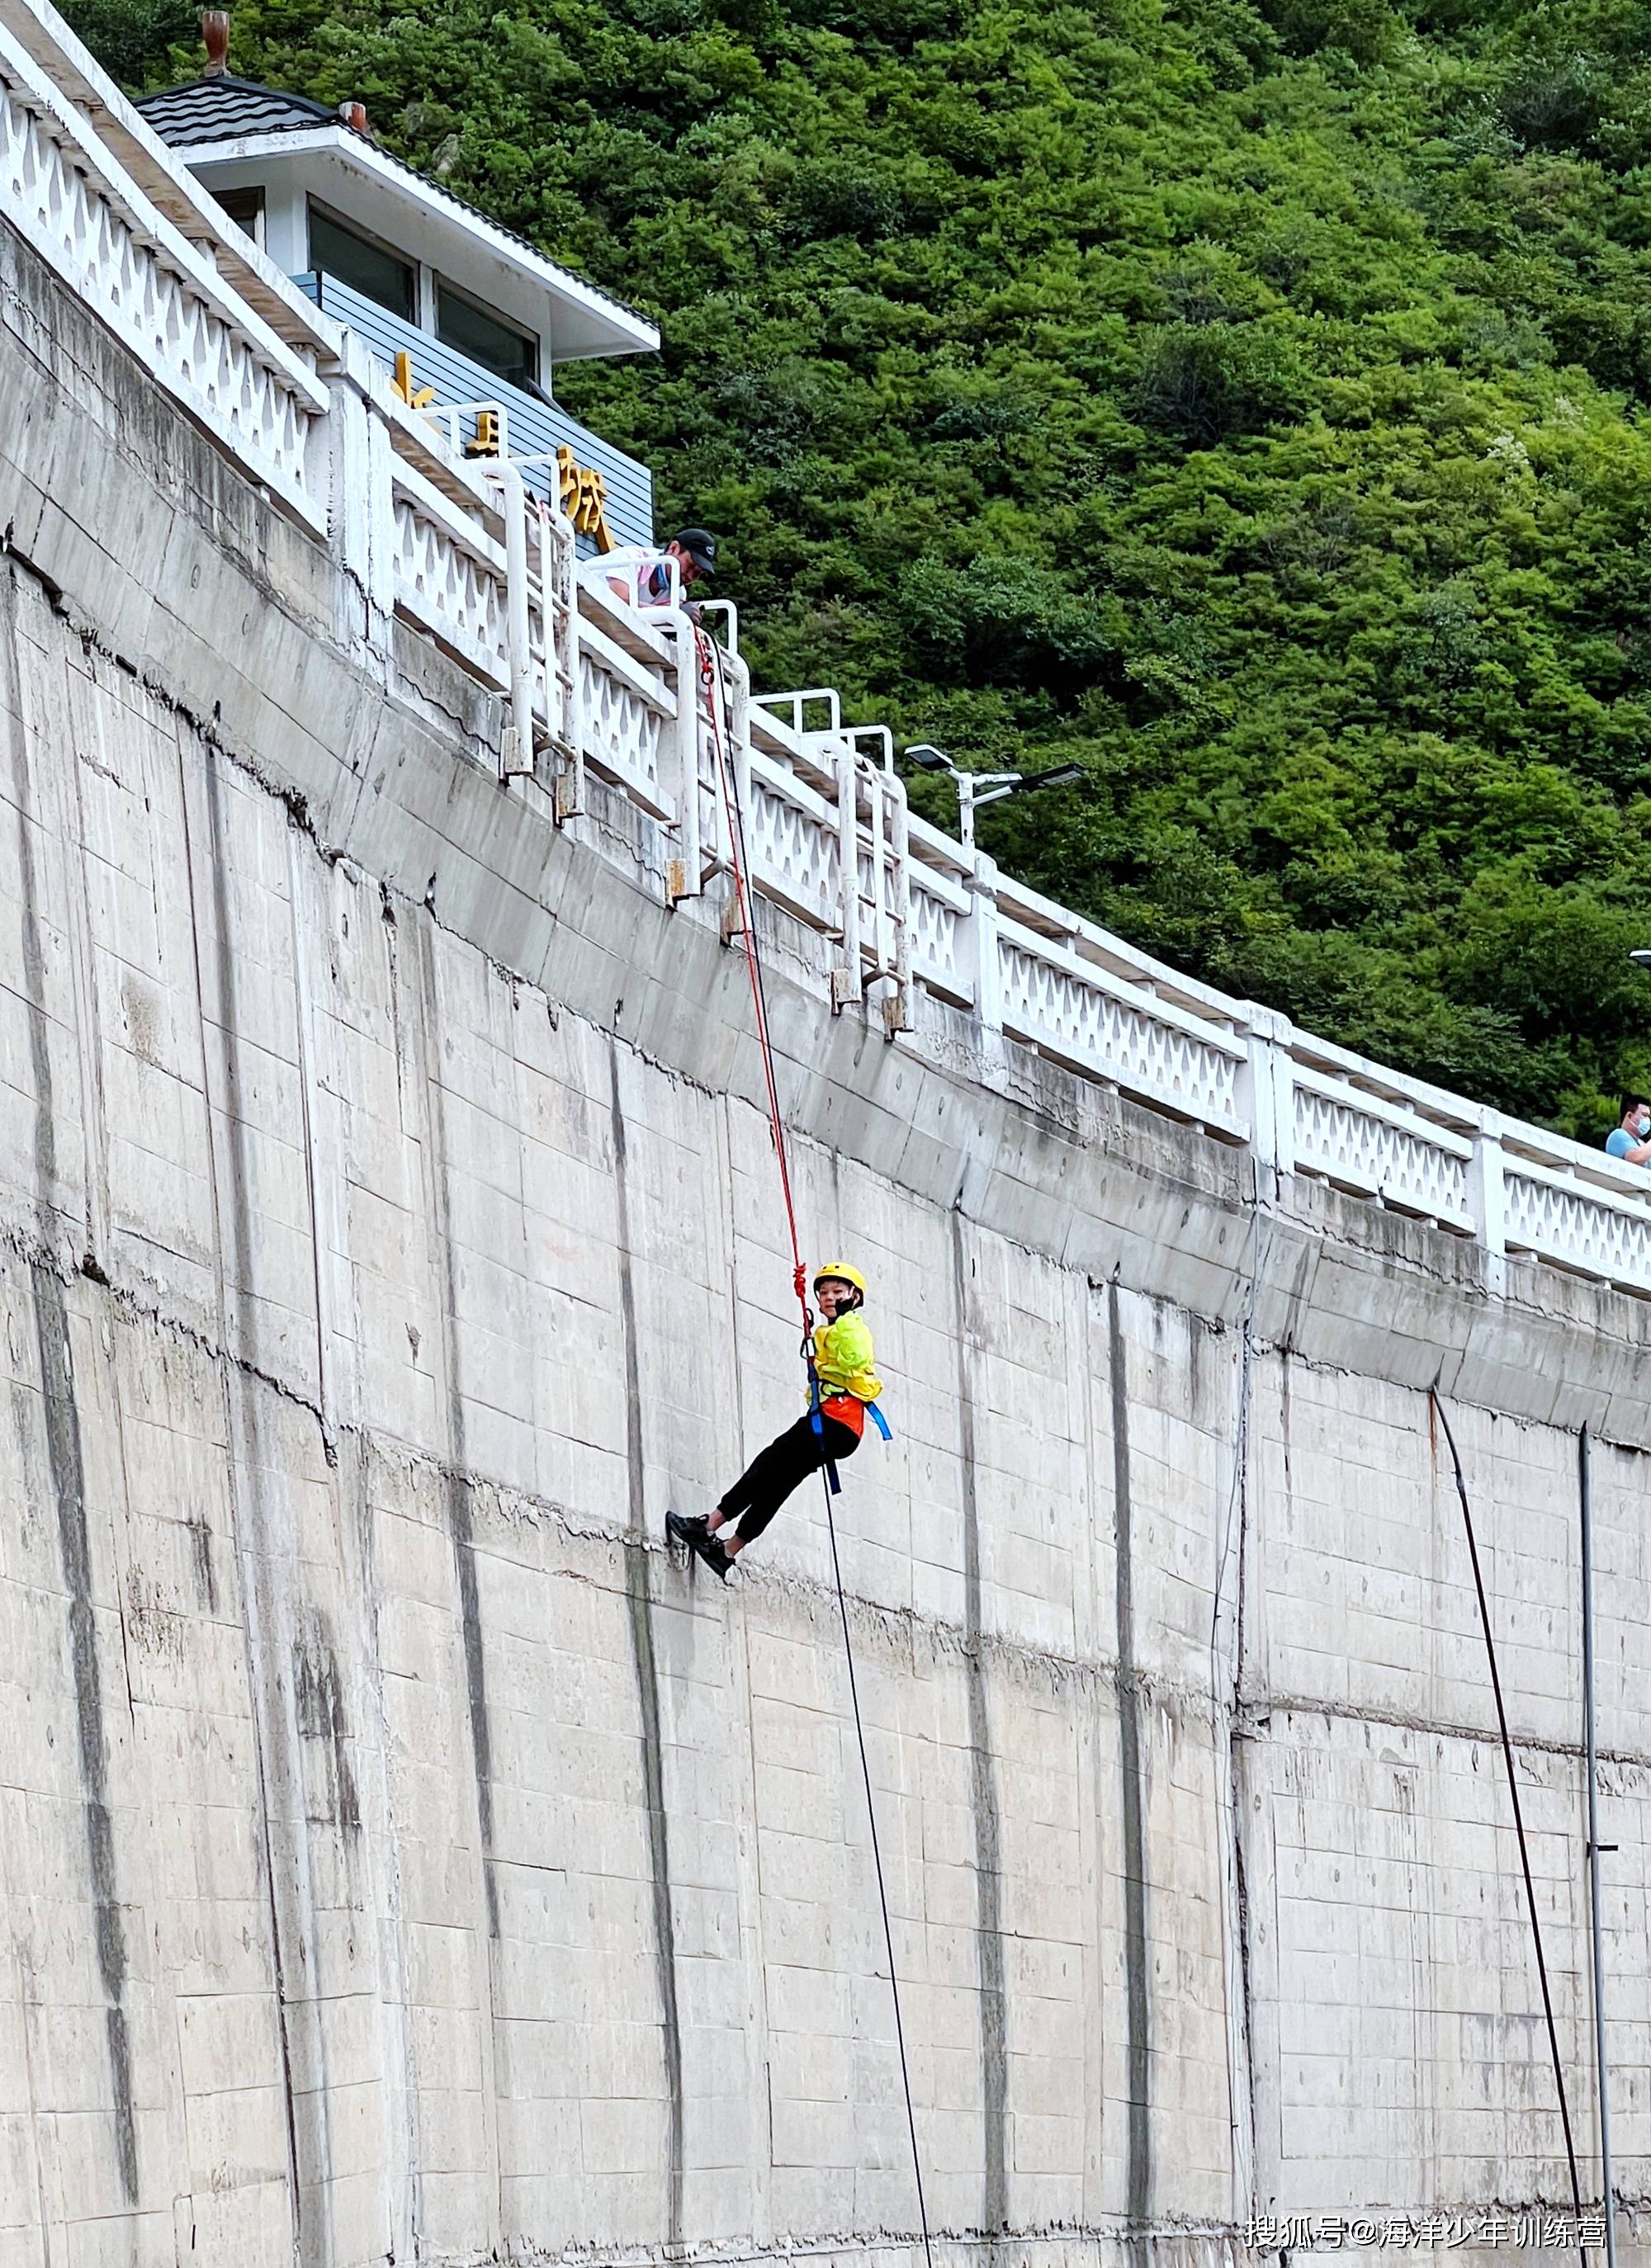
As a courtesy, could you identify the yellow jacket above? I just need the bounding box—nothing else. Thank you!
[811,1312,882,1402]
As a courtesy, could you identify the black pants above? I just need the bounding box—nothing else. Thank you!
[718,1411,859,1543]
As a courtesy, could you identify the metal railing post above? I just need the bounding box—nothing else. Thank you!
[666,613,702,901]
[535,496,584,819]
[867,759,889,978]
[716,644,754,876]
[496,462,534,779]
[884,770,913,1033]
[834,745,861,1010]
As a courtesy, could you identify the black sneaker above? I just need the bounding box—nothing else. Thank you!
[698,1535,735,1581]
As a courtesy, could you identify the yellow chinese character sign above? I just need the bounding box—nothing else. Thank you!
[391,350,434,409]
[387,352,616,550]
[556,446,614,553]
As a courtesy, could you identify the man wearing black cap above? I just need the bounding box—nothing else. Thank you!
[663,527,717,600]
[603,526,717,617]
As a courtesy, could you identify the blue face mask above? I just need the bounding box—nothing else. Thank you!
[1635,1115,1649,1137]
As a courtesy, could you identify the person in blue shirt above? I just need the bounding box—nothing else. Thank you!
[1605,1096,1651,1166]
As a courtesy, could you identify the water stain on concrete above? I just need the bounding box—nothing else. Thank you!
[184,1511,219,1614]
[201,739,333,2266]
[34,1261,140,2205]
[294,1625,362,1835]
[412,914,500,1943]
[608,1038,685,2249]
[6,585,139,2204]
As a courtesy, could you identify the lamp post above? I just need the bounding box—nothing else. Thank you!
[901,744,1082,851]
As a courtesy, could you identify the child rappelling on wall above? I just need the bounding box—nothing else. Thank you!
[669,1263,887,1581]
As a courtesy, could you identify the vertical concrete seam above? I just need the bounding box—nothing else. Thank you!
[608,1037,686,2249]
[346,1431,425,2259]
[7,582,137,2204]
[951,1207,1009,2235]
[15,1948,58,2268]
[1107,1278,1152,2228]
[414,914,501,1943]
[191,733,326,2259]
[286,825,335,1444]
[397,909,502,2251]
[55,646,111,1269]
[1213,1288,1261,2221]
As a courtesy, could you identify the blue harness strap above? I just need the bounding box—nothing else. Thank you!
[808,1362,893,1493]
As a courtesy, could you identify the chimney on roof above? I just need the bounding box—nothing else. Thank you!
[338,99,370,134]
[201,8,229,74]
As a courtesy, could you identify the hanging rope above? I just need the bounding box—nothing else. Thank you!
[1430,1389,1584,2231]
[816,1452,936,2268]
[696,624,935,2268]
[697,628,809,1332]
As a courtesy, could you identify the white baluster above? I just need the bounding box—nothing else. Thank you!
[327,338,393,667]
[968,851,1005,1061]
[1469,1112,1507,1296]
[1241,1005,1294,1194]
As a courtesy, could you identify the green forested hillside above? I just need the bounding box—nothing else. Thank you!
[69,0,1651,1131]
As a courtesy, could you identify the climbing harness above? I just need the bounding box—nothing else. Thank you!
[806,1364,842,1496]
[696,625,934,2268]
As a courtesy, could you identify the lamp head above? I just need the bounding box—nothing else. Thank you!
[1631,949,1651,969]
[1015,763,1085,794]
[901,744,955,775]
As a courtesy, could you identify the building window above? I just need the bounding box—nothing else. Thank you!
[308,204,415,321]
[215,185,265,249]
[436,279,538,388]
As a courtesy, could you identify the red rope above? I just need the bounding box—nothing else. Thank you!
[697,628,813,1339]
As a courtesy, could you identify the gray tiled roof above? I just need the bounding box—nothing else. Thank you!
[136,73,337,148]
[136,71,658,340]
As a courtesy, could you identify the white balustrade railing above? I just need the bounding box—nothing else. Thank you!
[1000,921,1251,1136]
[745,748,840,929]
[16,0,1651,1303]
[0,17,327,527]
[1292,1055,1475,1231]
[390,461,511,686]
[1503,1151,1651,1288]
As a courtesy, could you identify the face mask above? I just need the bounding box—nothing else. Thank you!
[1635,1116,1649,1137]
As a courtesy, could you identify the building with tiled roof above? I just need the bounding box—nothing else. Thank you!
[136,14,660,543]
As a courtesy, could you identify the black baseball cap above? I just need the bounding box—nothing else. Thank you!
[671,527,717,575]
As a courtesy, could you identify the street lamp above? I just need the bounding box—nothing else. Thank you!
[1631,951,1651,970]
[901,744,1083,852]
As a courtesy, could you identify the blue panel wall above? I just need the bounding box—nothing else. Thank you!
[296,271,655,547]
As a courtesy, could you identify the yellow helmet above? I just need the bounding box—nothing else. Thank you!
[813,1261,867,1297]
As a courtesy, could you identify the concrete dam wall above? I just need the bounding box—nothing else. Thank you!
[1,35,1650,2268]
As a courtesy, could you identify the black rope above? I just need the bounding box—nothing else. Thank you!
[818,1460,937,2268]
[706,632,934,2265]
[1430,1389,1584,2224]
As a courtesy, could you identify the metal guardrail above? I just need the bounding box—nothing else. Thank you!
[10,0,1651,1301]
